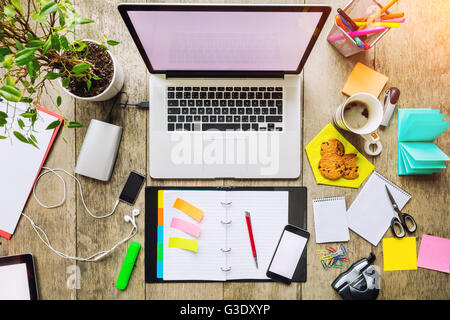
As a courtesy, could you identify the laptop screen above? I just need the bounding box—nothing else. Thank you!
[121,6,330,73]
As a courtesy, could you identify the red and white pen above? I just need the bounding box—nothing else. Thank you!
[245,211,258,269]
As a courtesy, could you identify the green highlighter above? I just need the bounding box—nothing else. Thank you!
[116,242,141,290]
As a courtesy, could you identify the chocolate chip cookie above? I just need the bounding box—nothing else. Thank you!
[318,155,345,180]
[342,153,359,180]
[320,139,345,157]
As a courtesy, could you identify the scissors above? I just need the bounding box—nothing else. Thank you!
[385,186,417,238]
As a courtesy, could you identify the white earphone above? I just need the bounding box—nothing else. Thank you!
[21,167,140,262]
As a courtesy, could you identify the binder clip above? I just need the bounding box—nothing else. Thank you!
[331,253,380,300]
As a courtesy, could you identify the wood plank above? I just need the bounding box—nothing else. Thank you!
[72,0,147,299]
[373,0,450,300]
[301,0,376,299]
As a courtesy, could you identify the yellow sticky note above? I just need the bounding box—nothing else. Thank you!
[383,237,417,271]
[173,198,204,222]
[305,124,375,188]
[342,62,388,98]
[168,237,198,252]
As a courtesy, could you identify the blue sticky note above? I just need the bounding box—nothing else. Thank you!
[399,109,448,141]
[400,148,441,175]
[157,261,163,279]
[400,144,446,169]
[401,142,450,162]
[157,225,164,243]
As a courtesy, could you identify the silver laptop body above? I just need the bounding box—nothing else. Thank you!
[118,3,331,179]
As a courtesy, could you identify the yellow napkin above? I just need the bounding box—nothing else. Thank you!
[305,124,375,188]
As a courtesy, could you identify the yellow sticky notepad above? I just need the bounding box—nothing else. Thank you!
[383,237,417,271]
[173,198,204,222]
[168,237,198,252]
[305,124,375,188]
[342,62,388,98]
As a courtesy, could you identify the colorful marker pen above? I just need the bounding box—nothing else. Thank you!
[116,242,141,290]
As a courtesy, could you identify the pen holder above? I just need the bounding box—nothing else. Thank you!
[327,0,390,57]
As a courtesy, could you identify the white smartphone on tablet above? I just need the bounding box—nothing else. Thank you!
[266,225,309,284]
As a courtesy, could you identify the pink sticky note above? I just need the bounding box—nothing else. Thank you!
[417,234,450,273]
[170,217,201,238]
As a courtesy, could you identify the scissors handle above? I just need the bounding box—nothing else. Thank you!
[401,212,417,233]
[390,217,405,238]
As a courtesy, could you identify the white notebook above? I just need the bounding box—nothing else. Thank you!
[347,171,411,246]
[0,100,61,238]
[313,196,349,243]
[162,190,288,281]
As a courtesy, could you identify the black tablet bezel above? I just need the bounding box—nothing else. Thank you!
[266,224,310,284]
[0,254,39,300]
[118,4,331,76]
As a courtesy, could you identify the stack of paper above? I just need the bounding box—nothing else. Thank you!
[398,109,449,175]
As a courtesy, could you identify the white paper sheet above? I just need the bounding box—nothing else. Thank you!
[347,171,411,246]
[162,190,289,281]
[0,100,58,236]
[313,196,349,243]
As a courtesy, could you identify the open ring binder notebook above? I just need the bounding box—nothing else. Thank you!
[145,186,307,282]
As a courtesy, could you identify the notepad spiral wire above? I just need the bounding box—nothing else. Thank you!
[313,196,346,203]
[373,171,411,198]
[220,200,232,272]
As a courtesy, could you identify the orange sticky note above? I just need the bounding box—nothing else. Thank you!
[173,198,204,222]
[342,62,388,98]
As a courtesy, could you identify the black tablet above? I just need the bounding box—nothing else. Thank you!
[0,254,39,300]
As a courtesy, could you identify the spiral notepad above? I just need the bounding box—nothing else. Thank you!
[347,171,411,246]
[313,196,349,243]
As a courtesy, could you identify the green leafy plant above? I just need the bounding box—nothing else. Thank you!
[0,0,119,146]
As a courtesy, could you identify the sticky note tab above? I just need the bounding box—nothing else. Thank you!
[170,217,201,238]
[383,237,417,271]
[168,237,198,252]
[173,198,204,222]
[417,234,450,273]
[342,62,388,97]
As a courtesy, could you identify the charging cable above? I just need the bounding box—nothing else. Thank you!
[21,167,139,262]
[105,91,149,124]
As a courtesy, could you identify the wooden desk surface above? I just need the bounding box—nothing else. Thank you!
[1,0,449,300]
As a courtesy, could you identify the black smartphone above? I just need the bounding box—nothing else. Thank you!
[119,171,146,205]
[266,225,310,284]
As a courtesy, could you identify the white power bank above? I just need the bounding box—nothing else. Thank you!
[75,119,123,181]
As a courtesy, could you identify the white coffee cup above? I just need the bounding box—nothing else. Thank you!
[333,93,383,156]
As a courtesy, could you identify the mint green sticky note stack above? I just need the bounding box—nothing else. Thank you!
[398,109,449,175]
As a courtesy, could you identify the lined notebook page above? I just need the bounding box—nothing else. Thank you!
[163,191,226,281]
[225,191,289,280]
[347,171,411,246]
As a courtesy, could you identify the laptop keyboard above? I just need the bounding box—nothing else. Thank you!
[167,86,283,132]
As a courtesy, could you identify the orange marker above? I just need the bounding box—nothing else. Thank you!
[380,12,404,20]
[358,0,399,30]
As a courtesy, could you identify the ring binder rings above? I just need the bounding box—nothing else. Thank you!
[220,201,232,206]
[220,220,232,224]
[220,248,232,252]
[220,266,232,272]
[145,186,308,283]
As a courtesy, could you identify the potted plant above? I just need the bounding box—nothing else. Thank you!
[0,0,122,146]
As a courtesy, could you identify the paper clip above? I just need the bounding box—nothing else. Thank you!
[340,245,348,257]
[316,250,328,255]
[320,255,334,261]
[321,260,328,270]
[326,246,337,253]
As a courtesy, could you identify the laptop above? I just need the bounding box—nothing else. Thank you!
[118,3,330,179]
